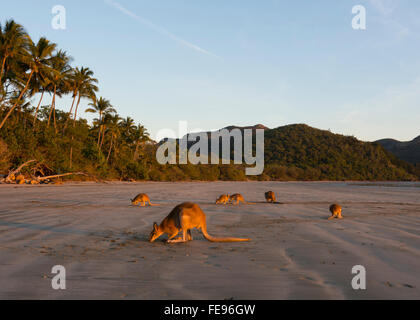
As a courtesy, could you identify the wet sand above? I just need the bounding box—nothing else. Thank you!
[0,181,419,299]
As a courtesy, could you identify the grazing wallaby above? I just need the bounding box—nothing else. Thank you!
[229,194,255,205]
[265,191,276,203]
[149,202,251,243]
[328,204,343,220]
[215,194,230,205]
[131,193,159,207]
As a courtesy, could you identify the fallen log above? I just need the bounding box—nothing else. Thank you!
[1,160,37,183]
[35,172,89,181]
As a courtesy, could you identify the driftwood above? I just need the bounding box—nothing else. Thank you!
[35,172,88,181]
[7,160,36,178]
[1,159,103,184]
[35,172,102,183]
[1,160,37,183]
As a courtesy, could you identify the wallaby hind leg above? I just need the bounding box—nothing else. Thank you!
[187,229,193,241]
[328,215,336,220]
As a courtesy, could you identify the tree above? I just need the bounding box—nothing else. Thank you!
[47,50,72,131]
[132,124,150,160]
[0,20,28,86]
[105,114,121,163]
[0,37,55,130]
[85,97,115,147]
[69,67,98,168]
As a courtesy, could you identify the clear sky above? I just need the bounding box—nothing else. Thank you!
[1,0,419,141]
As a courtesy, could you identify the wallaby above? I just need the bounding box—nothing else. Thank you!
[149,202,251,243]
[229,194,255,205]
[131,193,159,207]
[215,194,230,205]
[265,191,276,203]
[328,204,343,220]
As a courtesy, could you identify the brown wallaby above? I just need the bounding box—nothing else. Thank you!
[131,193,159,207]
[149,202,251,243]
[328,204,343,220]
[229,194,255,205]
[215,194,230,204]
[265,191,276,203]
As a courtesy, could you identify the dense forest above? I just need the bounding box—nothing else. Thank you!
[1,19,418,182]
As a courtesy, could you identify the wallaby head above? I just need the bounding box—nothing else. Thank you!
[149,222,164,242]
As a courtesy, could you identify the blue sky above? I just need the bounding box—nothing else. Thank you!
[1,0,420,141]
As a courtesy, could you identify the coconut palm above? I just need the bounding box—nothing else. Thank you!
[68,67,98,168]
[0,20,28,86]
[0,37,55,130]
[47,50,72,131]
[71,67,98,127]
[85,97,115,147]
[105,114,121,163]
[132,124,151,160]
[119,116,136,143]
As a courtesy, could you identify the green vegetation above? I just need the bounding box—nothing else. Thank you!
[1,20,418,182]
[262,124,418,181]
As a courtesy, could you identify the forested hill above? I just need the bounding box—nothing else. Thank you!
[165,123,418,181]
[263,124,417,181]
[376,136,420,165]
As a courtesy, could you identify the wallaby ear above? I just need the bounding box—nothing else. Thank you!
[153,223,158,231]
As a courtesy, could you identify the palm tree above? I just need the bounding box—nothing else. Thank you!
[0,20,28,86]
[119,116,136,142]
[47,50,72,131]
[105,114,121,163]
[98,111,114,150]
[69,67,98,168]
[85,97,115,147]
[71,67,98,127]
[132,124,150,161]
[30,76,50,129]
[0,37,55,130]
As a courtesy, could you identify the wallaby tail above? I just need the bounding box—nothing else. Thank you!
[245,201,257,205]
[201,224,250,242]
[149,202,160,206]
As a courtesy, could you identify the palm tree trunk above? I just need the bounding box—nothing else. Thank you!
[0,70,34,130]
[32,91,44,130]
[72,94,81,127]
[106,135,113,163]
[63,92,77,133]
[97,113,102,147]
[69,94,81,169]
[0,56,7,85]
[97,125,102,147]
[48,85,56,127]
[100,125,106,150]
